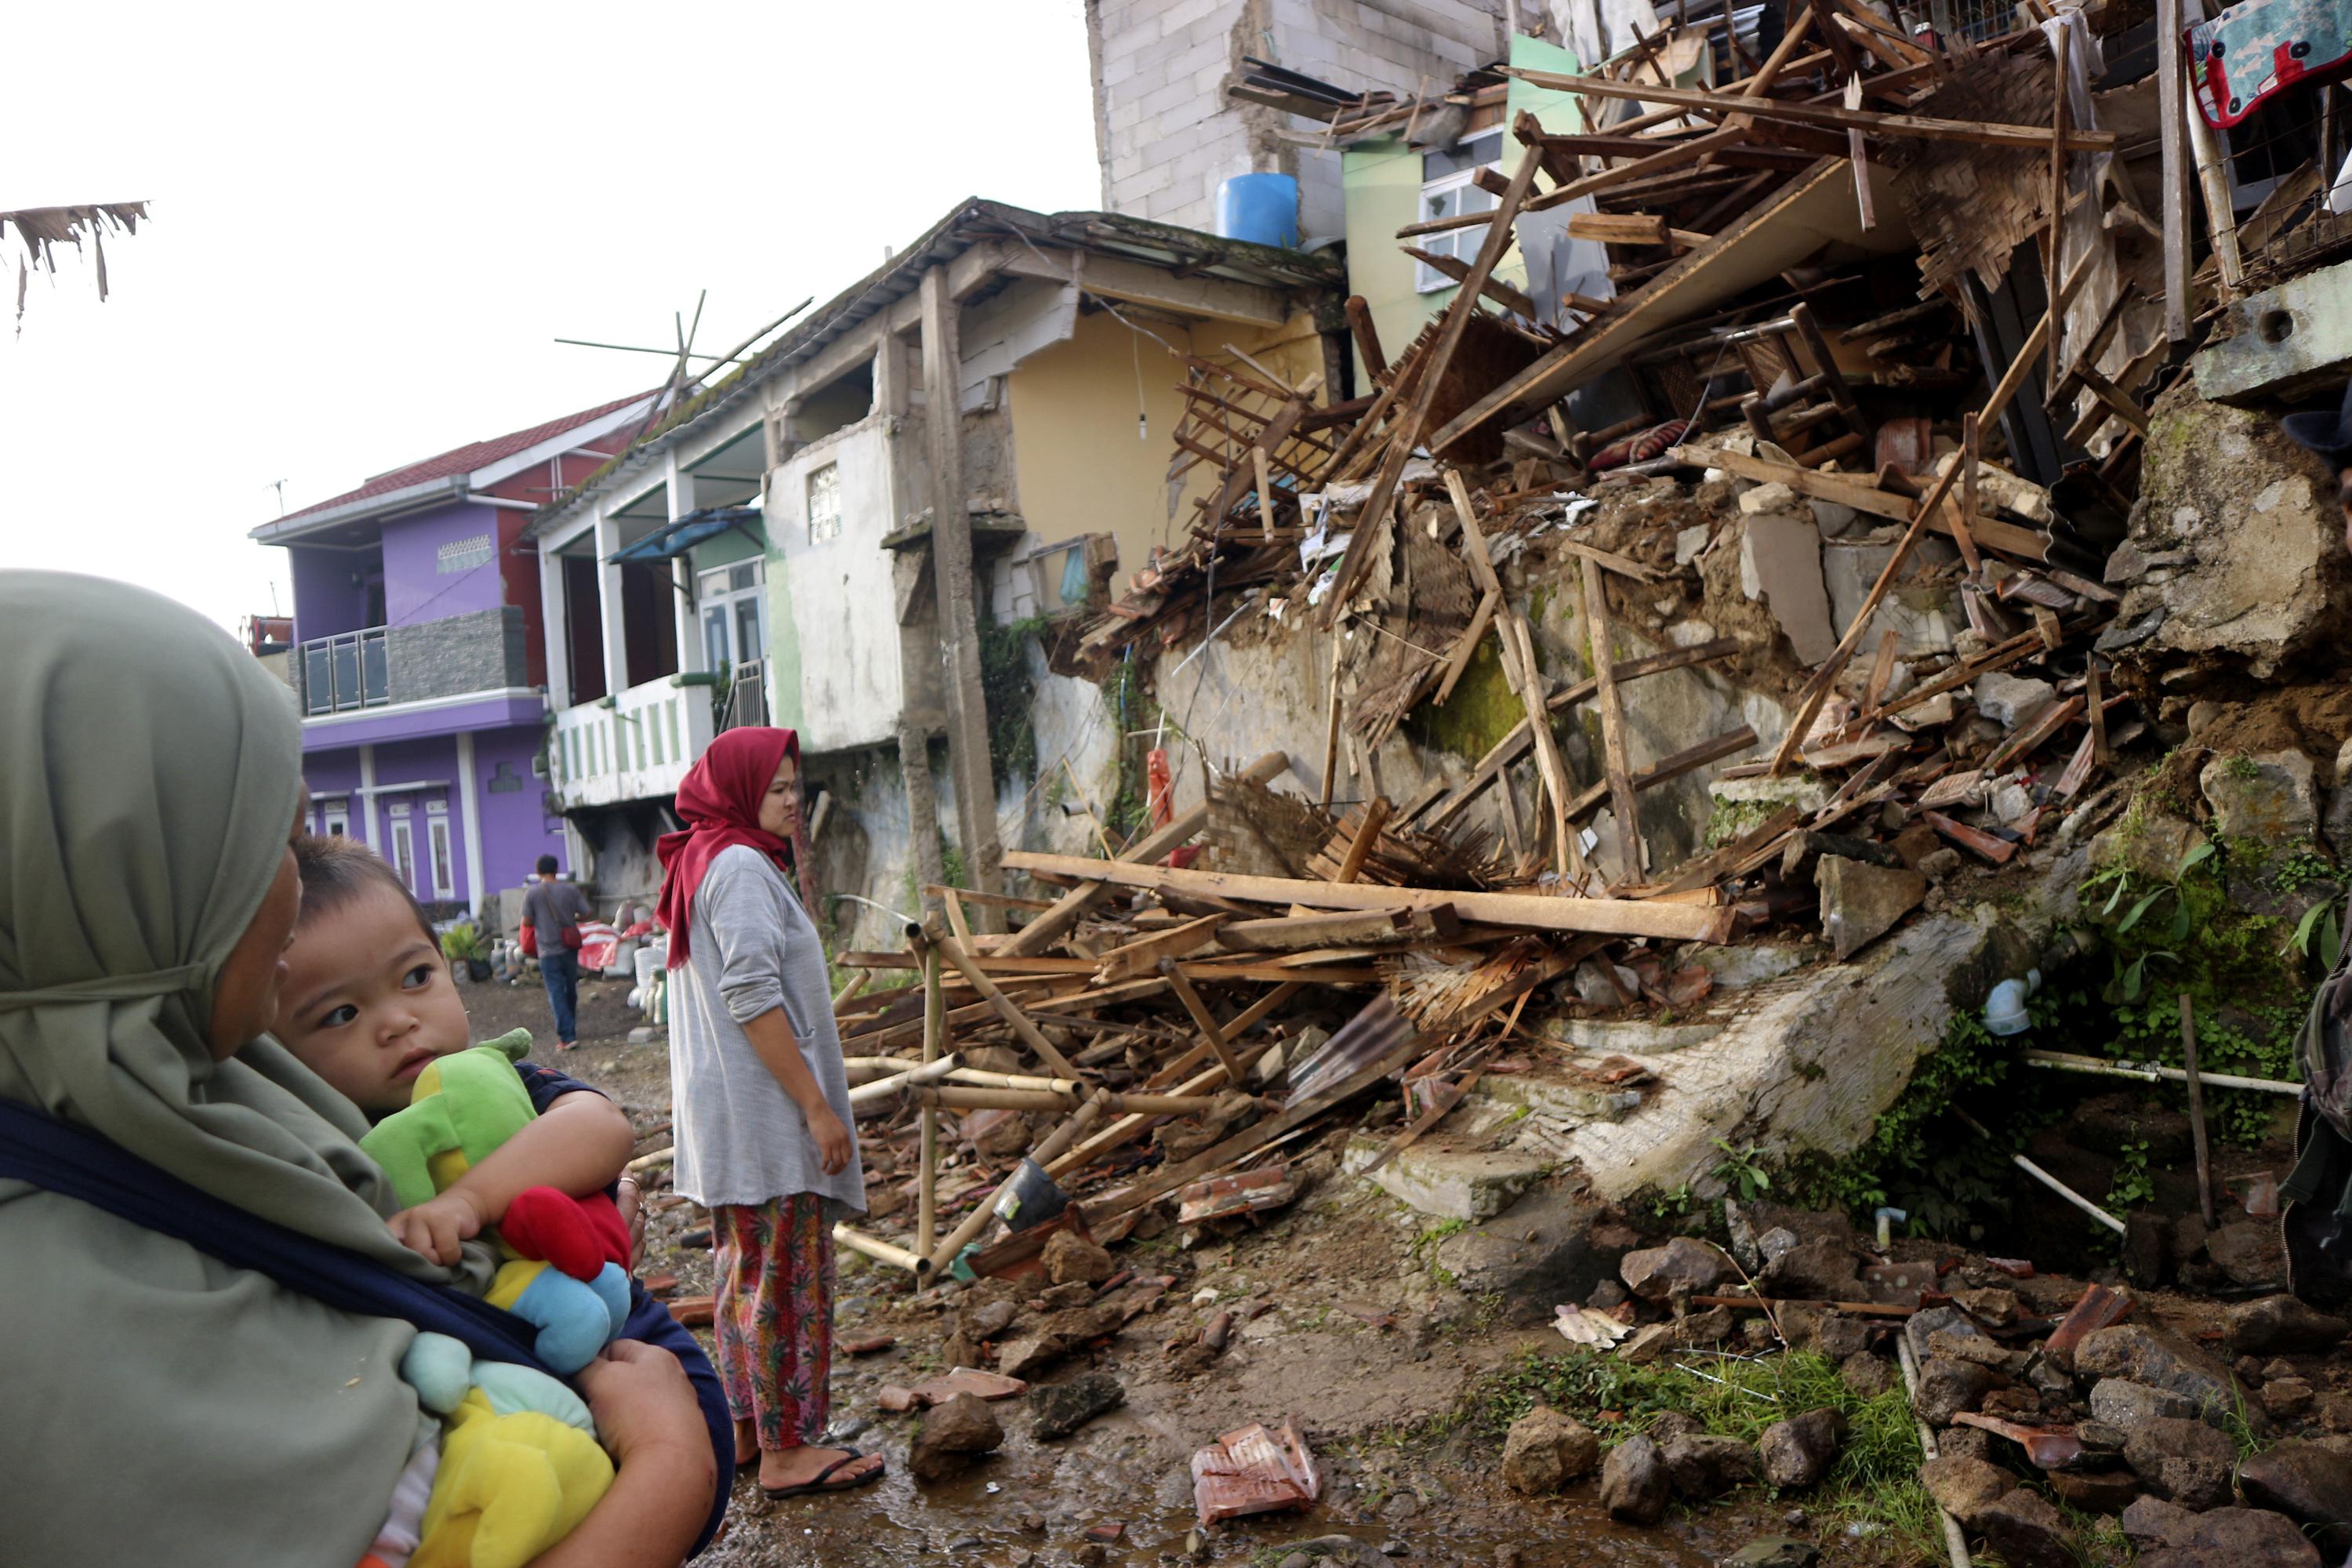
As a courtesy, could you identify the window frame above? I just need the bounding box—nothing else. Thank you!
[387,815,417,891]
[805,460,843,546]
[694,558,768,669]
[426,803,455,900]
[1414,128,1508,295]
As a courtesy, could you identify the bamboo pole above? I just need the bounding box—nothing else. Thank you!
[2182,993,2217,1227]
[1897,1335,1978,1568]
[910,1084,1223,1115]
[917,935,944,1265]
[2021,1048,2296,1095]
[833,1224,924,1272]
[924,1092,1110,1276]
[935,933,1085,1080]
[1955,1106,2125,1234]
[846,1051,961,1107]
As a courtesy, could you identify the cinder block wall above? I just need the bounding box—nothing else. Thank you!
[1087,0,1504,241]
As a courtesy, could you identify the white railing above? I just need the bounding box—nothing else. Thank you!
[719,658,768,732]
[549,675,717,810]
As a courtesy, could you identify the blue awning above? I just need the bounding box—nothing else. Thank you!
[607,507,763,564]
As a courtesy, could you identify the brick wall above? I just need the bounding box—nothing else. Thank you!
[1089,0,1504,237]
[294,606,531,712]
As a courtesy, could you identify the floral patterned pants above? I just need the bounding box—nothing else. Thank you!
[711,1195,834,1451]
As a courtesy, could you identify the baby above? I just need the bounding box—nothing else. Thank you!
[276,835,636,1263]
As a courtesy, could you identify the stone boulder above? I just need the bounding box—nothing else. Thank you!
[1816,856,1928,961]
[1915,1357,1996,1426]
[2124,1417,2238,1510]
[909,1392,1004,1483]
[1904,1305,1987,1366]
[2077,1325,2238,1417]
[2208,1221,2289,1290]
[1621,1236,1731,1303]
[2139,1507,2322,1568]
[1917,1454,2014,1523]
[1501,1407,1601,1495]
[2201,752,2321,844]
[2237,1441,2352,1544]
[2227,1295,2351,1356]
[1840,1352,1896,1398]
[1029,1372,1123,1441]
[2091,1378,2208,1428]
[2122,1494,2198,1551]
[1660,1432,1756,1500]
[1599,1436,1671,1523]
[1758,1408,1846,1490]
[1041,1230,1115,1287]
[1976,1488,2080,1568]
[2048,1468,2144,1514]
[1760,1236,1866,1301]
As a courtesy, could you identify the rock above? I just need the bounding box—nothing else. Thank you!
[1661,1433,1756,1500]
[909,1392,1004,1483]
[2238,1441,2352,1541]
[1840,1352,1896,1398]
[2079,1421,2131,1454]
[2090,811,2212,887]
[1976,1487,2080,1568]
[975,1112,1035,1159]
[965,1299,1018,1339]
[1815,856,1928,961]
[1501,1407,1601,1495]
[2078,1325,2238,1417]
[1781,830,1906,884]
[1938,1426,1997,1463]
[1918,847,1962,880]
[2208,1221,2289,1289]
[1041,1230,1115,1287]
[2140,1508,2324,1568]
[1929,1330,2018,1370]
[1599,1436,1671,1524]
[2201,751,2321,843]
[1428,1186,1623,1325]
[2126,1211,2173,1287]
[1621,1236,1732,1303]
[2122,1494,2198,1549]
[1647,1412,1705,1445]
[997,1335,1067,1381]
[2227,1295,2352,1356]
[1975,671,2056,727]
[2320,1392,2352,1432]
[2091,1378,2205,1428]
[1915,1357,1996,1426]
[2048,1468,2144,1514]
[1721,1538,1819,1568]
[2261,1377,2315,1419]
[1760,1236,1866,1301]
[1029,1373,1124,1441]
[2124,1417,2238,1510]
[1955,1287,2020,1326]
[1905,1305,1988,1366]
[1917,1454,2014,1523]
[1757,1409,1846,1490]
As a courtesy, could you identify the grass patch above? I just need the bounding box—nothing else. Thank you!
[1452,1348,1936,1559]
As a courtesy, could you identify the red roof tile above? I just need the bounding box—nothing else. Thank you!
[280,390,653,523]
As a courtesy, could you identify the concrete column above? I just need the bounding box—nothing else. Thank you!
[877,328,948,916]
[667,458,702,675]
[538,540,572,710]
[593,506,629,699]
[358,743,381,851]
[455,730,487,919]
[918,264,1005,921]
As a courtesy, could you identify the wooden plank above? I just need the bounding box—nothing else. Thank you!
[935,934,1086,1081]
[1158,958,1250,1085]
[1673,443,2049,561]
[1218,906,1461,953]
[1345,295,1388,381]
[1553,535,1661,581]
[1432,587,1502,705]
[1331,798,1394,885]
[1002,750,1287,956]
[1582,554,1643,879]
[2048,24,2071,382]
[1872,630,2045,722]
[2158,0,2191,340]
[1401,246,1541,319]
[2085,658,2109,764]
[1504,68,2118,151]
[1563,726,1759,822]
[999,851,1737,941]
[1145,981,1303,1090]
[1984,695,2086,773]
[1093,913,1229,983]
[1319,142,1547,623]
[1862,630,1900,713]
[1504,607,1578,878]
[1924,811,2018,864]
[1655,804,1804,895]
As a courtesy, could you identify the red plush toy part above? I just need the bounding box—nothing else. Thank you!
[500,1186,630,1280]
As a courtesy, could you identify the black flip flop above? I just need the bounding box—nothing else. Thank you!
[759,1447,885,1499]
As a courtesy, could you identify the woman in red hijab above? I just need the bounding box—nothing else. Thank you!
[656,728,880,1498]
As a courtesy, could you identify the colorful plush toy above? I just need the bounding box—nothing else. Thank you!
[358,1035,630,1373]
[400,1332,615,1568]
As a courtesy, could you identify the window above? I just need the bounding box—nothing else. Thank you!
[1415,129,1507,293]
[321,800,350,838]
[696,560,767,669]
[388,815,417,891]
[426,804,454,899]
[806,463,843,544]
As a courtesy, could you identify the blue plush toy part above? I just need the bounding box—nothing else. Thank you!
[400,1331,595,1432]
[508,1264,631,1373]
[2188,0,2352,127]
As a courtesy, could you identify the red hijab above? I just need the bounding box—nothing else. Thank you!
[655,726,799,968]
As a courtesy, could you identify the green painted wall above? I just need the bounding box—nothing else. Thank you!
[1340,34,1584,390]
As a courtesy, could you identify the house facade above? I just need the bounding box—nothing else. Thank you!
[524,199,1341,943]
[251,393,658,919]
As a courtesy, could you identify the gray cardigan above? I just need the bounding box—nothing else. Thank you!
[665,845,866,1216]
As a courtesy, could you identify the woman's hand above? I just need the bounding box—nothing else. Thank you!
[808,1105,854,1176]
[387,1189,490,1265]
[616,1175,647,1269]
[577,1341,711,1468]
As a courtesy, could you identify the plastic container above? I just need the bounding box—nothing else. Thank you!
[1983,968,2042,1036]
[1214,173,1300,249]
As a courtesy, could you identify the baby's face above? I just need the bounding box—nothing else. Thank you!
[278,883,471,1116]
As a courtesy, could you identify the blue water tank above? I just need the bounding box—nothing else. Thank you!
[1215,173,1300,249]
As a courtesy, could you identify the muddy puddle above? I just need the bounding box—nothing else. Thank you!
[702,1405,1754,1567]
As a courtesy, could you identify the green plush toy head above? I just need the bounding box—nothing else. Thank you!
[358,1032,535,1212]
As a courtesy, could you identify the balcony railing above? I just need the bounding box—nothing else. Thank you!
[550,674,717,810]
[300,628,390,716]
[719,659,769,732]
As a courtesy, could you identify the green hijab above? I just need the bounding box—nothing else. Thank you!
[0,572,478,1564]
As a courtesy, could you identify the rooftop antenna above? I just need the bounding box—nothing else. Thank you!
[267,477,287,516]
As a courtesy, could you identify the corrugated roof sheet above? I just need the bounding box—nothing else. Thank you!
[278,390,654,524]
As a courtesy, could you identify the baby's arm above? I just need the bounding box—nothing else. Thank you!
[387,1091,637,1265]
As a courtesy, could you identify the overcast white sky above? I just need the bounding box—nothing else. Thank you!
[1,2,1102,634]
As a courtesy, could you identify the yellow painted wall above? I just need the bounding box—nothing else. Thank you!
[1006,305,1327,586]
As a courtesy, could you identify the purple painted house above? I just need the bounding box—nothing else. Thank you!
[252,393,657,918]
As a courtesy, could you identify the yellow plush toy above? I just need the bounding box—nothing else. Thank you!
[402,1333,615,1568]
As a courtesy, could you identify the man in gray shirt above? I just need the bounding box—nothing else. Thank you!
[523,854,594,1047]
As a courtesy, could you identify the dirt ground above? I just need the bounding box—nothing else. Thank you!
[448,974,1830,1566]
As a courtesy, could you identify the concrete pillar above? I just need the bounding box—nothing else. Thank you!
[593,506,629,699]
[358,743,380,851]
[667,458,702,676]
[877,328,948,916]
[918,265,1005,920]
[454,731,487,920]
[538,540,572,710]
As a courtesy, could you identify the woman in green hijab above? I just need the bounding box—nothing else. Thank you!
[0,573,715,1566]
